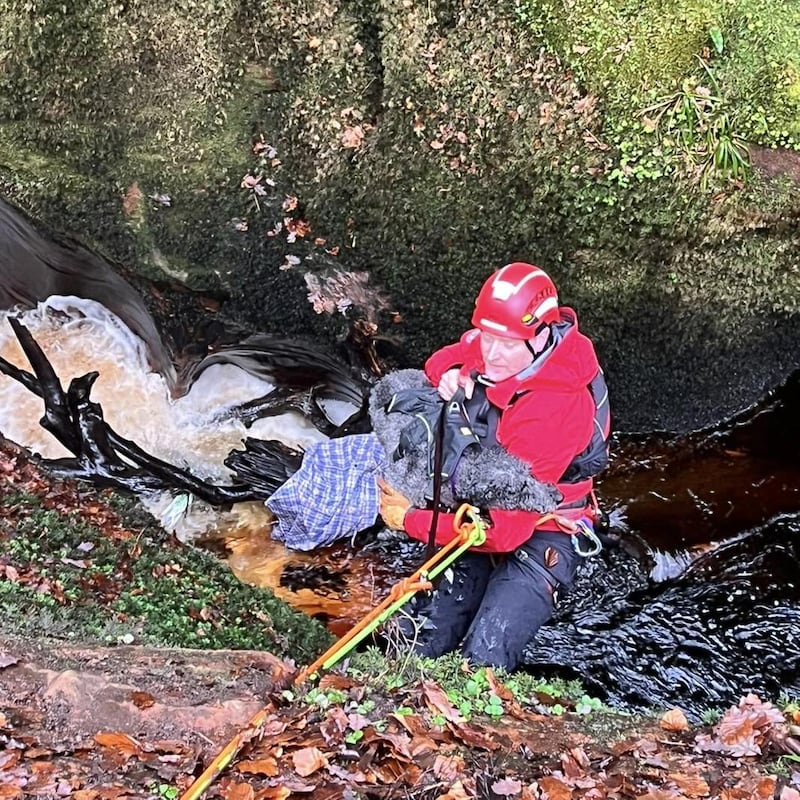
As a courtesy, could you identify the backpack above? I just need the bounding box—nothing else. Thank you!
[559,369,611,483]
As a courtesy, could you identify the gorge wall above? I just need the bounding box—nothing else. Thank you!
[1,0,799,432]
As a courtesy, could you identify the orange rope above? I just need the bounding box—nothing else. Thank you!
[534,512,580,534]
[294,529,470,685]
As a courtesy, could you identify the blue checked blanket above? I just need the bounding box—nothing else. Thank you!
[266,433,387,550]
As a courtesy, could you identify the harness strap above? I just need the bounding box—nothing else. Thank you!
[426,400,447,559]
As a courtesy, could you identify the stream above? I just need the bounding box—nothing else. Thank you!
[1,297,799,717]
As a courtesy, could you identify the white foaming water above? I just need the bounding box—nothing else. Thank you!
[0,297,329,538]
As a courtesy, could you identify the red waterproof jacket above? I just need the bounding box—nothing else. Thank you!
[403,308,602,553]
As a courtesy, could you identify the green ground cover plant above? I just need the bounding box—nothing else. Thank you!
[344,647,609,722]
[0,489,332,659]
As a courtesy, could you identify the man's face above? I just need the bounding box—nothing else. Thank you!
[479,331,534,382]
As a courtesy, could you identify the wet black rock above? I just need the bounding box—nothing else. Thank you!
[524,517,800,718]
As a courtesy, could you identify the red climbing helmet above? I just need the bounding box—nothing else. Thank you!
[471,262,560,339]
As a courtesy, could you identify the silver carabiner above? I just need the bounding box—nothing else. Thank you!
[570,518,603,558]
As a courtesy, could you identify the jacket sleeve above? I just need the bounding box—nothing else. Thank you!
[404,505,555,552]
[423,330,481,386]
[423,342,467,386]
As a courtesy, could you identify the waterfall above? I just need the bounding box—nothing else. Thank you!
[0,297,328,540]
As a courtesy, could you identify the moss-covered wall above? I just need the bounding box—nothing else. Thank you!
[1,0,799,432]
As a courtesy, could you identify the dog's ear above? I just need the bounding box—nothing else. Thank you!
[368,369,429,422]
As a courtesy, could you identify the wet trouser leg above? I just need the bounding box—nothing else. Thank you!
[409,551,494,658]
[460,531,580,672]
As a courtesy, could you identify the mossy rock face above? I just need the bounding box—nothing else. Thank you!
[522,0,800,149]
[1,0,800,431]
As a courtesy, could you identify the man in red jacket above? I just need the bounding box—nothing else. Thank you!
[379,261,609,671]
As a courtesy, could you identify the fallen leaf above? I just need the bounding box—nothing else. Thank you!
[130,691,155,709]
[60,557,87,568]
[561,746,591,776]
[668,772,710,796]
[436,780,471,800]
[660,708,689,731]
[279,778,318,792]
[485,668,515,702]
[341,125,365,148]
[223,784,255,800]
[422,681,463,723]
[318,674,355,691]
[122,182,143,217]
[363,727,413,760]
[696,694,787,756]
[3,565,20,583]
[0,752,19,771]
[752,775,778,799]
[281,255,301,271]
[433,753,465,781]
[327,763,373,784]
[0,787,23,799]
[241,174,261,189]
[320,706,349,744]
[291,746,328,777]
[451,720,500,750]
[372,759,408,784]
[347,712,370,731]
[94,731,141,757]
[238,757,279,776]
[539,775,571,800]
[492,776,523,796]
[0,652,18,669]
[29,760,56,775]
[252,788,290,800]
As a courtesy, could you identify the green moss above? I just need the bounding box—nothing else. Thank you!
[521,0,725,111]
[519,0,800,151]
[714,1,800,148]
[0,490,332,659]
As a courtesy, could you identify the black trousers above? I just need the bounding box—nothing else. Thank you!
[408,530,581,672]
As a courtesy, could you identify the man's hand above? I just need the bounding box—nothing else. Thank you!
[437,367,475,400]
[378,478,412,530]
